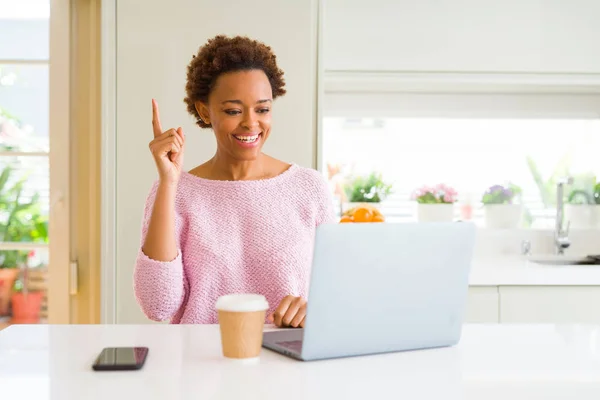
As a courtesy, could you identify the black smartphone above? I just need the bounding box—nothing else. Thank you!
[92,347,149,371]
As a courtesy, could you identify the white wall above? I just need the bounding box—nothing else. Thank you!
[323,0,600,74]
[111,0,319,323]
[106,0,600,323]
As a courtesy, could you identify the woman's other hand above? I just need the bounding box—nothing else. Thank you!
[267,295,307,328]
[149,99,185,185]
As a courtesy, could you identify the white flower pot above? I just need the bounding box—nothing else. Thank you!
[417,203,454,222]
[565,204,600,229]
[483,204,523,229]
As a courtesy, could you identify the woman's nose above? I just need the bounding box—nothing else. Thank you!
[241,112,259,130]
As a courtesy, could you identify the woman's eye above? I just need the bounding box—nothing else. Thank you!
[257,108,270,114]
[225,110,241,116]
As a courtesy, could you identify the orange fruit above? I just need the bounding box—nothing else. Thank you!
[343,207,357,217]
[352,207,373,223]
[372,215,385,223]
[340,215,353,223]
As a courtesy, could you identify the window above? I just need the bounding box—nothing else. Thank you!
[322,89,600,229]
[0,0,50,322]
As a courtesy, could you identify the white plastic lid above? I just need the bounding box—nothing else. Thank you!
[215,294,269,312]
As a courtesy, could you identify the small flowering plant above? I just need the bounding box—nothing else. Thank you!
[481,183,522,205]
[411,183,458,204]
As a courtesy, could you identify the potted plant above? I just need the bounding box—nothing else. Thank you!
[10,260,43,324]
[411,183,458,222]
[0,266,19,317]
[481,183,523,229]
[0,166,48,316]
[342,172,393,213]
[565,177,600,229]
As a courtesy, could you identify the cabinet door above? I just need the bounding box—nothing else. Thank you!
[499,286,600,323]
[324,0,600,74]
[465,286,499,323]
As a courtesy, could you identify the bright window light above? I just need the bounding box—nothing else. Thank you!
[0,0,49,19]
[323,117,600,228]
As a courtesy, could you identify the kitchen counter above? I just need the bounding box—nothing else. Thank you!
[2,323,600,399]
[469,256,600,286]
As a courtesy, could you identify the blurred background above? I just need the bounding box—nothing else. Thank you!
[0,0,599,329]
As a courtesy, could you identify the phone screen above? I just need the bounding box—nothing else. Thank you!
[92,347,149,371]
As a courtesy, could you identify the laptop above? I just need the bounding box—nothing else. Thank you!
[262,221,476,361]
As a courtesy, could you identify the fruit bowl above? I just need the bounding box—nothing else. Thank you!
[340,204,385,223]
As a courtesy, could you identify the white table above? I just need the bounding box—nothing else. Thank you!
[2,324,600,399]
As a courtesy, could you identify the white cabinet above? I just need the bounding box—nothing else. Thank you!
[499,286,600,324]
[466,285,600,324]
[466,286,499,323]
[324,0,600,74]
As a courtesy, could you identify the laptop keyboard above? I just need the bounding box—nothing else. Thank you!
[276,340,303,353]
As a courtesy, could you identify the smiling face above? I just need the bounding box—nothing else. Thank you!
[195,69,273,162]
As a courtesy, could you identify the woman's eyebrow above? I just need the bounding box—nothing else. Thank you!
[221,99,272,105]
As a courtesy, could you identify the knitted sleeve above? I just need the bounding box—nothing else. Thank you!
[313,170,337,225]
[133,182,187,322]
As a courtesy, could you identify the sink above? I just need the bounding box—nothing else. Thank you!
[526,255,600,266]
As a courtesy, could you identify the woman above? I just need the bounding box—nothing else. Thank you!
[133,35,335,328]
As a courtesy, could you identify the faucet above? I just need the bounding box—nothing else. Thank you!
[521,240,531,256]
[555,176,573,254]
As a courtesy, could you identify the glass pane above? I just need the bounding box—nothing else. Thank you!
[0,0,49,327]
[0,64,49,152]
[0,155,49,267]
[0,0,49,61]
[323,117,600,228]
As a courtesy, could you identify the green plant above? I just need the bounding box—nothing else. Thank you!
[12,275,24,292]
[566,175,598,205]
[11,256,40,293]
[0,106,19,122]
[0,166,48,268]
[481,183,522,205]
[344,172,393,203]
[526,152,573,208]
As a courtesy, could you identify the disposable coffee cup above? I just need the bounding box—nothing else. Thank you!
[215,294,269,361]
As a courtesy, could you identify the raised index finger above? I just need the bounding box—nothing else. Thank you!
[151,99,163,138]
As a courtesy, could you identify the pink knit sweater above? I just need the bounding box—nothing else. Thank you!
[133,164,336,324]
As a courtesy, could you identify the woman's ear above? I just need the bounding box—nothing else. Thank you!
[194,101,210,125]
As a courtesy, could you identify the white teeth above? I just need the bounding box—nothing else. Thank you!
[235,135,259,143]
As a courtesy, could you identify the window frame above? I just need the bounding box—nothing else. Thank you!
[0,67,50,252]
[0,0,70,323]
[48,0,70,323]
[318,70,600,229]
